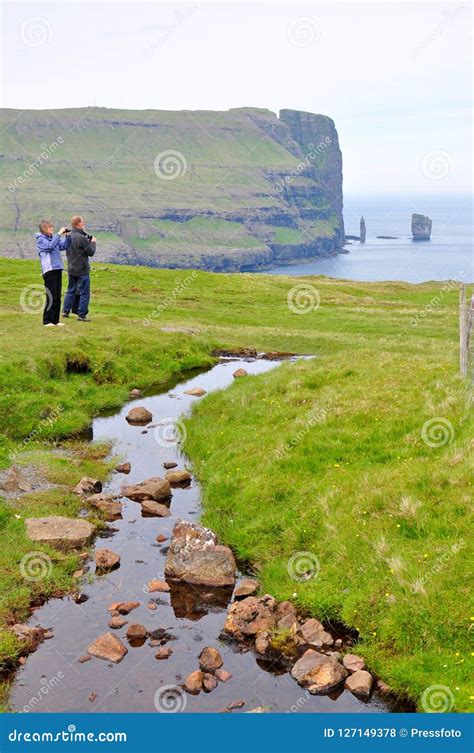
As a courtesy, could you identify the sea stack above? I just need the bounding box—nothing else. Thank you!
[411,213,432,241]
[360,216,366,243]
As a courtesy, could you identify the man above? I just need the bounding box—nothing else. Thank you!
[35,220,71,327]
[63,216,96,322]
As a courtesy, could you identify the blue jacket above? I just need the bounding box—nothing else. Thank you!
[35,232,71,275]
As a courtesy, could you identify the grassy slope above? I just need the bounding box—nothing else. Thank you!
[0,258,472,711]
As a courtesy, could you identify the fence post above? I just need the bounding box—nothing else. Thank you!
[459,284,470,377]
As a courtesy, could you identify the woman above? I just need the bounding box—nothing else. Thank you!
[35,220,71,327]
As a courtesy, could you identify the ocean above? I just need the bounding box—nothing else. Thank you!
[266,194,473,283]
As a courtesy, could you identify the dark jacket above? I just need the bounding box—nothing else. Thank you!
[66,228,96,276]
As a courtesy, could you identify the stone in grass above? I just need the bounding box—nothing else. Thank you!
[25,516,96,551]
[87,494,122,519]
[342,654,366,673]
[86,632,128,663]
[344,670,373,699]
[233,368,248,378]
[184,670,204,694]
[291,649,348,695]
[95,549,120,571]
[1,465,32,493]
[198,646,223,672]
[126,406,152,424]
[298,618,334,648]
[73,477,102,496]
[129,388,142,398]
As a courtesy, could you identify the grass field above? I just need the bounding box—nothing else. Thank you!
[0,257,472,711]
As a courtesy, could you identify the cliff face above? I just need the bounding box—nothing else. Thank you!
[0,107,345,271]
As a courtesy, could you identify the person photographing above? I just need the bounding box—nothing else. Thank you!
[62,216,96,322]
[35,220,71,327]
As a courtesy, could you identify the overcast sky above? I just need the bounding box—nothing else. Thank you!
[1,1,472,194]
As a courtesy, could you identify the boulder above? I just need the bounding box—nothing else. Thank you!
[165,519,236,587]
[184,388,207,397]
[108,616,128,629]
[95,549,120,571]
[234,578,259,599]
[129,388,142,398]
[86,494,122,519]
[156,534,168,543]
[184,670,203,694]
[86,632,128,663]
[255,631,272,655]
[155,647,172,660]
[202,673,218,692]
[342,653,366,673]
[73,477,102,496]
[344,669,373,699]
[163,462,178,469]
[411,213,432,241]
[198,646,223,672]
[291,649,348,694]
[276,600,298,630]
[233,368,248,378]
[165,470,192,486]
[126,624,148,640]
[25,516,96,551]
[223,595,278,639]
[141,500,171,517]
[298,618,334,648]
[115,462,131,474]
[126,406,152,424]
[108,601,139,615]
[121,477,171,502]
[147,579,170,593]
[2,465,32,493]
[10,624,46,651]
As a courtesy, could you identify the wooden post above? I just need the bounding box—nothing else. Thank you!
[459,284,469,377]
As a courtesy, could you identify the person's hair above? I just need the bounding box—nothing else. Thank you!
[39,219,53,234]
[71,216,83,228]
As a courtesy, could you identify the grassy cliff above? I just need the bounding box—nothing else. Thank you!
[0,258,471,711]
[0,107,344,271]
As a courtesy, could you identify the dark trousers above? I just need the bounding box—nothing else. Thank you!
[63,274,90,318]
[43,269,62,325]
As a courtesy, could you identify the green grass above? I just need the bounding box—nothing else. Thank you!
[0,257,472,711]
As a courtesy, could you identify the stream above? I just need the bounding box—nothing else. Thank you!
[11,357,405,714]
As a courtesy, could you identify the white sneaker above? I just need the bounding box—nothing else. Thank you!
[44,323,56,327]
[55,322,66,327]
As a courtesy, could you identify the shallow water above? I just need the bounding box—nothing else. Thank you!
[11,359,406,714]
